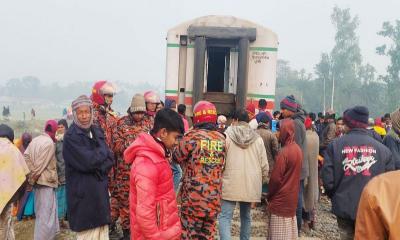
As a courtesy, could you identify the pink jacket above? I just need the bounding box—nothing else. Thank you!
[180,114,189,133]
[124,133,181,240]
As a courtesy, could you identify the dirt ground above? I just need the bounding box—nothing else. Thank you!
[13,196,339,240]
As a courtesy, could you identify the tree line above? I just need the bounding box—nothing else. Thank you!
[276,6,400,117]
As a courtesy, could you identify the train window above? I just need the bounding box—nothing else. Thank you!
[206,47,230,93]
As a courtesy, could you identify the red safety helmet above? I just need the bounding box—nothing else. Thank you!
[193,101,217,124]
[91,80,115,105]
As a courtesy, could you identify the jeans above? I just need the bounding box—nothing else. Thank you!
[296,180,304,234]
[218,200,251,240]
[171,163,182,192]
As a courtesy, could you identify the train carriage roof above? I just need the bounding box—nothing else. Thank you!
[167,15,278,42]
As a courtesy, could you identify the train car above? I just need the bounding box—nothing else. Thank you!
[165,15,278,116]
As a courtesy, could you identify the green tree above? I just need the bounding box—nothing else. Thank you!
[377,20,400,111]
[330,6,362,112]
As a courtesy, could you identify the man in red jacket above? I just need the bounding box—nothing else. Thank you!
[124,109,184,239]
[112,94,153,239]
[267,119,303,239]
[90,80,120,236]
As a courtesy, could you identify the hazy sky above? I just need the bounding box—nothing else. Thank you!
[0,0,398,86]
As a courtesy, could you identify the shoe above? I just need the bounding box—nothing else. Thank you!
[309,220,315,230]
[60,220,70,229]
[120,229,130,240]
[302,222,311,234]
[109,223,120,239]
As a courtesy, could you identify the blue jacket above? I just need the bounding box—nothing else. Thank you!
[63,123,114,232]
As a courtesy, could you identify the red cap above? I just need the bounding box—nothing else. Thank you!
[305,117,312,130]
[374,117,383,127]
[193,101,217,124]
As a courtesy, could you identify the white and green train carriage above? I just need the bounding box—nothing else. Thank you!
[165,15,278,116]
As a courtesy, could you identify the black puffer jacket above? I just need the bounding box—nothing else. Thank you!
[322,128,394,221]
[383,130,400,169]
[55,137,66,185]
[292,110,308,180]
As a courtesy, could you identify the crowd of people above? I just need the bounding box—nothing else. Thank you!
[1,79,400,240]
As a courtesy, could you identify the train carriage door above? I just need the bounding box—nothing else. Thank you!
[189,26,256,115]
[205,46,231,93]
[229,48,238,94]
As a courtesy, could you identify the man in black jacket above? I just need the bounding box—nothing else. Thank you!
[322,106,394,240]
[280,95,307,234]
[320,111,336,153]
[63,95,114,239]
[383,108,400,169]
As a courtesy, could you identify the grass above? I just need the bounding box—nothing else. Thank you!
[0,119,45,139]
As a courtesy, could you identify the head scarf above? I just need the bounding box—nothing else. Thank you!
[21,132,32,150]
[44,120,58,142]
[72,95,93,129]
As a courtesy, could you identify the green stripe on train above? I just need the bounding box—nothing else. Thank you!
[249,47,278,52]
[247,93,275,99]
[167,43,194,48]
[165,90,193,94]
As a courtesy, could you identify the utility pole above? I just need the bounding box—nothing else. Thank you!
[331,69,335,111]
[323,75,326,115]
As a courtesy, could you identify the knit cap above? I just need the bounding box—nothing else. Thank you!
[343,106,369,129]
[72,95,92,111]
[280,95,298,112]
[71,95,93,129]
[129,94,146,113]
